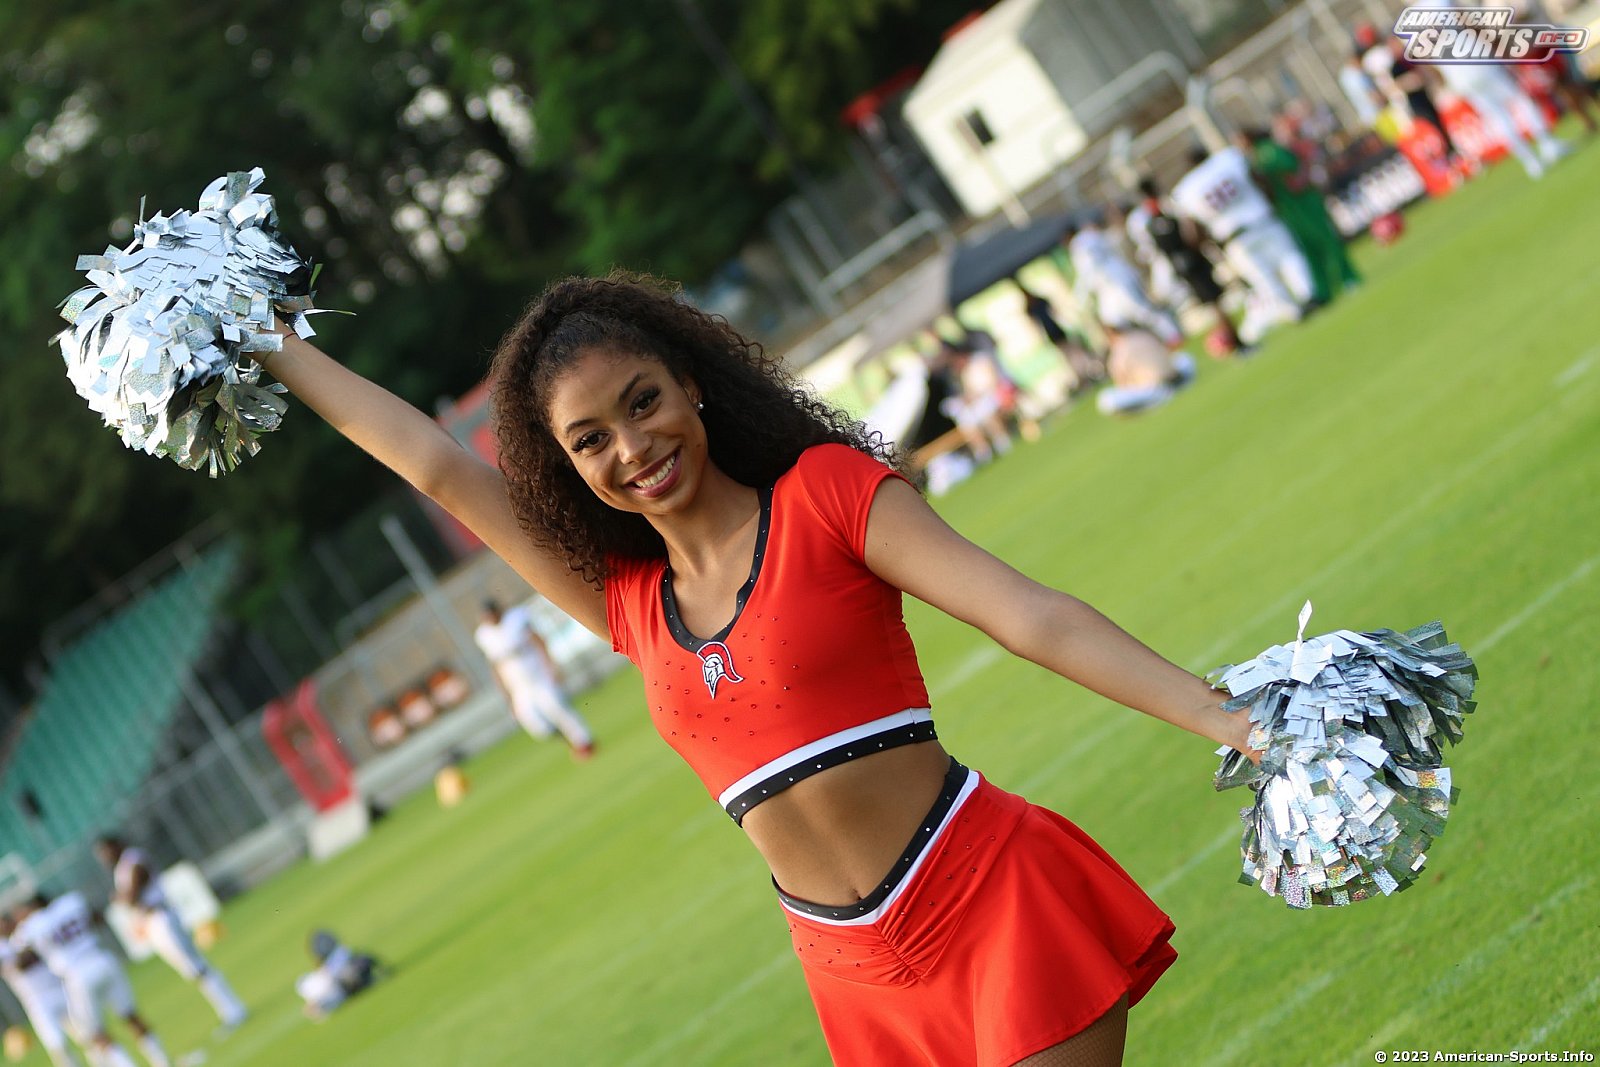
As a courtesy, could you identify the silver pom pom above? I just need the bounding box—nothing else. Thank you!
[54,168,326,476]
[1211,602,1478,908]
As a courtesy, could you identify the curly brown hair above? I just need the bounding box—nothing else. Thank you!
[490,272,903,583]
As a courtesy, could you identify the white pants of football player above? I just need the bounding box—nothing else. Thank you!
[1144,256,1194,311]
[60,955,161,1067]
[1223,220,1314,330]
[1094,282,1183,348]
[144,905,247,1027]
[14,984,85,1067]
[1456,80,1570,179]
[502,659,593,748]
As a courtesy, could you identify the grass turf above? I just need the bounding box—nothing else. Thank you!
[29,133,1600,1065]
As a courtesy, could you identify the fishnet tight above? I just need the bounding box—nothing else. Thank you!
[1012,994,1129,1067]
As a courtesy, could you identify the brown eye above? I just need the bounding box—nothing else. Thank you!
[630,388,659,415]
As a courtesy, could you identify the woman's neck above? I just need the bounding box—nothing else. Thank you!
[651,464,760,577]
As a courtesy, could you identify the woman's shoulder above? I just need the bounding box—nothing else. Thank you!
[788,441,895,482]
[601,551,666,660]
[603,551,666,590]
[781,443,909,552]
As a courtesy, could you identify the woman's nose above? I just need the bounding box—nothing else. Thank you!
[615,424,650,463]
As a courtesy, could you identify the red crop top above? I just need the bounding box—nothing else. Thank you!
[604,443,934,822]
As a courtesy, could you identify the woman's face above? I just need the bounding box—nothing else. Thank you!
[544,346,706,517]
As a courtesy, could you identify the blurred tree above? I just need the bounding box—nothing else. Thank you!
[402,0,782,278]
[734,0,981,172]
[0,1,572,684]
[0,0,975,688]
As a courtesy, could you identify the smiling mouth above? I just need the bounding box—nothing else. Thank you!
[630,451,679,491]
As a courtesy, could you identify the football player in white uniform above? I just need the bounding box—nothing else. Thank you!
[1064,218,1184,349]
[1170,145,1315,340]
[1125,178,1246,356]
[1437,62,1571,180]
[92,839,247,1031]
[0,908,84,1067]
[474,600,596,757]
[12,894,168,1067]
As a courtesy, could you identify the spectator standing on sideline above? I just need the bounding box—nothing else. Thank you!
[1381,32,1471,168]
[1520,0,1600,132]
[940,344,1016,464]
[956,325,1043,440]
[474,599,596,757]
[1170,145,1315,339]
[1339,45,1383,129]
[1009,276,1103,389]
[1125,179,1245,356]
[1437,60,1572,179]
[1237,127,1360,306]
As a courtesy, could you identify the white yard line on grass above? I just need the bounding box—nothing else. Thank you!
[929,644,1004,697]
[1516,973,1600,1050]
[1198,971,1337,1067]
[1012,717,1124,796]
[1474,553,1600,655]
[618,949,793,1067]
[547,869,750,1012]
[1553,347,1599,387]
[201,1002,308,1065]
[935,369,1592,794]
[1184,399,1571,675]
[1333,875,1595,1064]
[986,502,1597,897]
[1148,827,1237,898]
[1417,875,1592,1001]
[1222,876,1587,1067]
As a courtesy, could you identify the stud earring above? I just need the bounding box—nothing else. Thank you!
[696,400,704,411]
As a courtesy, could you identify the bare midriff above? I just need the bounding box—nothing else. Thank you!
[740,739,954,907]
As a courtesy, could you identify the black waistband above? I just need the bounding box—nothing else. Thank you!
[725,718,939,825]
[773,757,969,922]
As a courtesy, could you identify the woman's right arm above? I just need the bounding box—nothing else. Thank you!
[262,333,610,639]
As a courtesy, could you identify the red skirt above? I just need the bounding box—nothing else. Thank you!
[783,767,1176,1066]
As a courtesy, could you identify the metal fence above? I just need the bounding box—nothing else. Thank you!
[2,493,621,910]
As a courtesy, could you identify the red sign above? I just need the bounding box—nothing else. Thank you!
[262,679,355,812]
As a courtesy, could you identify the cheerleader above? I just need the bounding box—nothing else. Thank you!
[261,273,1257,1065]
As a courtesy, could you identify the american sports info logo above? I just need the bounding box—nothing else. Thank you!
[1394,6,1589,63]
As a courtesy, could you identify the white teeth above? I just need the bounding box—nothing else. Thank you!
[633,453,677,490]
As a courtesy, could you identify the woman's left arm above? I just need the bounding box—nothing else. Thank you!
[863,479,1255,756]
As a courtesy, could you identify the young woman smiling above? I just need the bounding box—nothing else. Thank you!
[263,272,1256,1066]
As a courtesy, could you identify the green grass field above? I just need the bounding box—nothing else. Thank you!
[34,135,1600,1066]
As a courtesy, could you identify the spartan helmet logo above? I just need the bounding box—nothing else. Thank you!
[695,641,744,699]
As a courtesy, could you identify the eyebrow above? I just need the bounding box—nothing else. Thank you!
[561,372,647,436]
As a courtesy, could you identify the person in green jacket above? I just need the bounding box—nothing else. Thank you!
[1234,127,1359,305]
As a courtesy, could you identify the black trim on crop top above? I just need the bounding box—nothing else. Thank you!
[724,717,940,825]
[660,486,773,652]
[775,758,969,920]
